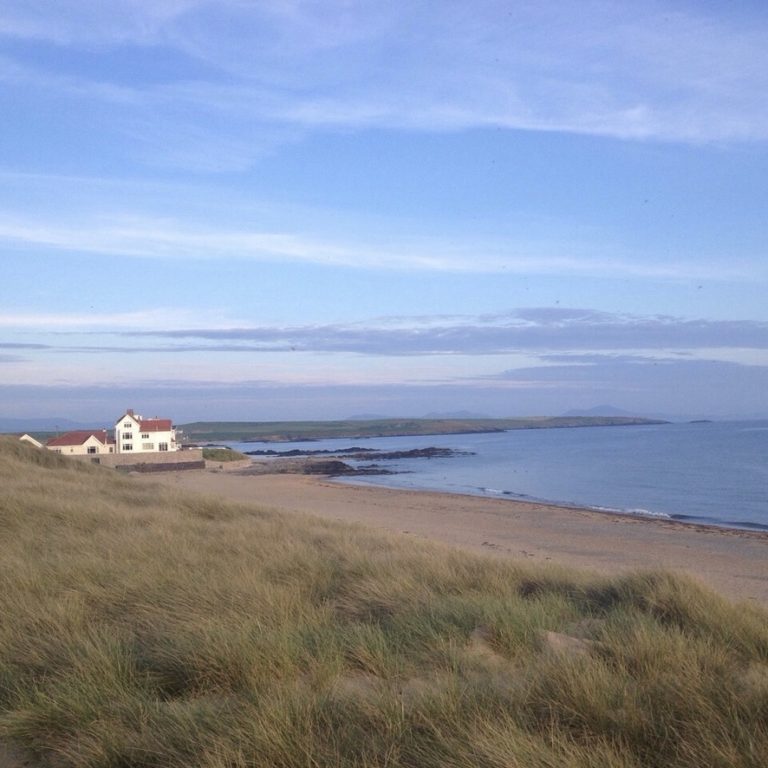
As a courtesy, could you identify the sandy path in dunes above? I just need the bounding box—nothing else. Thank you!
[149,470,768,608]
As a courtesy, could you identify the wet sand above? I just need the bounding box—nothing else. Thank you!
[150,469,768,607]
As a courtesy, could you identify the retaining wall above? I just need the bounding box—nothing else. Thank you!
[74,448,205,471]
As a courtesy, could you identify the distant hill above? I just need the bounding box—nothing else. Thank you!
[0,417,102,434]
[423,410,491,419]
[561,405,643,418]
[180,416,667,443]
[561,406,738,422]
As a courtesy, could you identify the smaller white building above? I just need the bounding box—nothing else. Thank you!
[46,429,115,456]
[18,433,43,448]
[114,409,178,454]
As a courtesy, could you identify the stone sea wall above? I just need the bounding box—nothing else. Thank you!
[73,448,205,471]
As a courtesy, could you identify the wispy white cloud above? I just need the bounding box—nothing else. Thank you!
[2,355,768,420]
[0,308,220,330]
[0,1,206,46]
[1,1,767,145]
[45,307,768,357]
[3,305,768,417]
[8,308,768,372]
[157,315,768,356]
[0,212,757,280]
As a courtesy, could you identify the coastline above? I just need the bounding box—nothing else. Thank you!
[149,468,768,608]
[222,420,768,533]
[334,475,768,533]
[335,475,768,536]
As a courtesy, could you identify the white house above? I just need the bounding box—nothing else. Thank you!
[114,409,178,454]
[46,429,115,456]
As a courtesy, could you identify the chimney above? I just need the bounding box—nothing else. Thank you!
[127,409,134,416]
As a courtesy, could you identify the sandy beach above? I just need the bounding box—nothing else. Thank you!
[150,468,768,608]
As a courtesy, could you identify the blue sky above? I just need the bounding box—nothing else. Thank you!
[2,1,767,422]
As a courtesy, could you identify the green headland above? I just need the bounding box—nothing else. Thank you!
[182,415,666,443]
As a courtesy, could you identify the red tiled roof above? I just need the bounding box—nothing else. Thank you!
[46,430,114,447]
[139,419,172,432]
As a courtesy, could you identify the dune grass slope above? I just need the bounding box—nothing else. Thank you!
[0,437,766,767]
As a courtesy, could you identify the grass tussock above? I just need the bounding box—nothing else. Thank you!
[201,447,250,463]
[0,436,766,767]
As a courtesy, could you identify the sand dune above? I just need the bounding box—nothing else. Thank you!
[150,469,768,607]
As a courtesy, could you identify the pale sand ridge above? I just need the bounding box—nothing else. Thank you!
[150,470,768,607]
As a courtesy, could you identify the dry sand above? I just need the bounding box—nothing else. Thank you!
[149,468,768,607]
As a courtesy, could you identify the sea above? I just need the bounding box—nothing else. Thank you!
[228,421,768,532]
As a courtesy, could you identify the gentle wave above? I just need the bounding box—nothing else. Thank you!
[671,513,768,532]
[476,487,534,500]
[590,505,672,519]
[478,487,768,531]
[476,488,674,520]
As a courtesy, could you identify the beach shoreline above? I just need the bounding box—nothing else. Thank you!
[148,468,768,607]
[332,475,768,536]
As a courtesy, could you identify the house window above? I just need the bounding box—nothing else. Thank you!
[123,432,133,440]
[123,422,132,428]
[87,446,98,454]
[159,442,169,452]
[123,444,133,451]
[142,443,154,451]
[141,433,150,439]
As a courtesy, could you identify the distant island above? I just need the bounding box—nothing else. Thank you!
[181,416,667,443]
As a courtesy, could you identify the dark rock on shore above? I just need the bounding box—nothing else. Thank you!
[299,460,394,476]
[234,445,468,478]
[244,446,471,460]
[234,457,394,477]
[347,447,471,460]
[244,446,373,457]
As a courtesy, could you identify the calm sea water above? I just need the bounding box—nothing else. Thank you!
[229,421,768,531]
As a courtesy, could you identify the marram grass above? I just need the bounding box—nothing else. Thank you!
[0,437,766,767]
